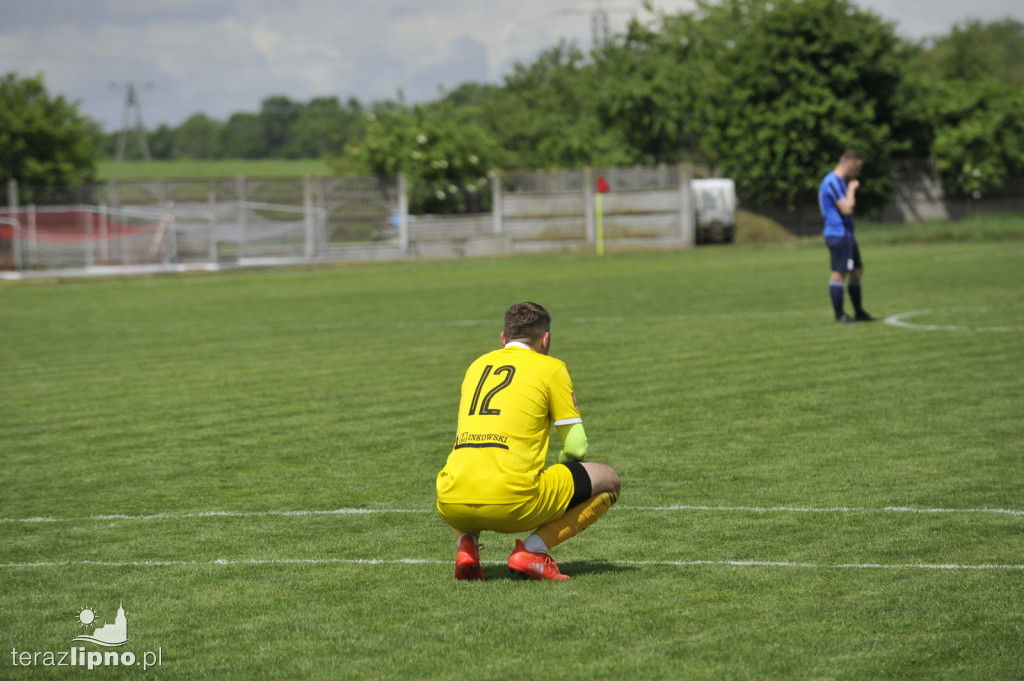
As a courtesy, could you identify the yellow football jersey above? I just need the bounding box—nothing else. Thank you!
[436,343,582,504]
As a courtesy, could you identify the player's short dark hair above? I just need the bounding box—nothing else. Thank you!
[840,149,864,164]
[504,302,551,343]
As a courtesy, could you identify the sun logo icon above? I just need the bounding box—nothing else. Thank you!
[76,607,98,630]
[72,600,129,646]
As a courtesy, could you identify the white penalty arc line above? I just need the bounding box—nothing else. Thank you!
[884,307,1024,332]
[1,557,1022,571]
[3,504,1024,524]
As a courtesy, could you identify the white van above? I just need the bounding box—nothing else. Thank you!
[692,178,736,244]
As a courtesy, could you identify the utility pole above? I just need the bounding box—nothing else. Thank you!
[561,0,633,48]
[591,0,610,47]
[112,81,152,161]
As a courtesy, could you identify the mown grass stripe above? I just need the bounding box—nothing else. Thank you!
[2,557,1022,571]
[3,504,1023,524]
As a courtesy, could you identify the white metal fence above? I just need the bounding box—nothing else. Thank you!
[1,166,704,277]
[170,201,328,264]
[0,202,329,274]
[2,164,755,276]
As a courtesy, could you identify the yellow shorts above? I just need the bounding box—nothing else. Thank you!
[436,464,575,534]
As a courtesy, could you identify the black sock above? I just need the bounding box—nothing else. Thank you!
[830,281,845,318]
[848,280,864,315]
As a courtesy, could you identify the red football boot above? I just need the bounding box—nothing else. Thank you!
[507,539,569,581]
[454,534,484,580]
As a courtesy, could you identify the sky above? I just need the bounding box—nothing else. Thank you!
[2,0,1022,132]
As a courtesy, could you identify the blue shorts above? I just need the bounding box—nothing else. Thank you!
[825,235,862,272]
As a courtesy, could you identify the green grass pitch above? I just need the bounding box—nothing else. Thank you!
[1,225,1022,680]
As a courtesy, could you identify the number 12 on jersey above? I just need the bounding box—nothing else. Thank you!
[468,365,516,416]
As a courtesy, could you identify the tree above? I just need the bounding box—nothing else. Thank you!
[486,41,631,169]
[218,96,302,159]
[922,19,1024,86]
[592,12,702,165]
[104,122,175,159]
[911,19,1024,197]
[172,113,224,159]
[258,95,300,158]
[146,124,177,160]
[282,96,366,159]
[220,112,265,159]
[0,72,97,191]
[339,100,508,213]
[929,81,1024,197]
[690,0,911,209]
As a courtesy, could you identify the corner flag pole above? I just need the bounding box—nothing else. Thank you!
[595,175,609,256]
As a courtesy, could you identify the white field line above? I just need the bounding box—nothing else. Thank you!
[884,307,1024,332]
[4,507,1020,572]
[231,310,815,333]
[629,504,1024,516]
[0,508,432,523]
[933,249,1024,262]
[3,504,1023,524]
[1,557,1022,571]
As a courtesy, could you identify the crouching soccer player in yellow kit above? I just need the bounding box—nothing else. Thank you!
[436,302,621,580]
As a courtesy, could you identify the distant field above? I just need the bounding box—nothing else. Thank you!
[2,224,1023,680]
[96,158,336,180]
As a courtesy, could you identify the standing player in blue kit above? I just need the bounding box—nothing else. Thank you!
[820,150,877,323]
